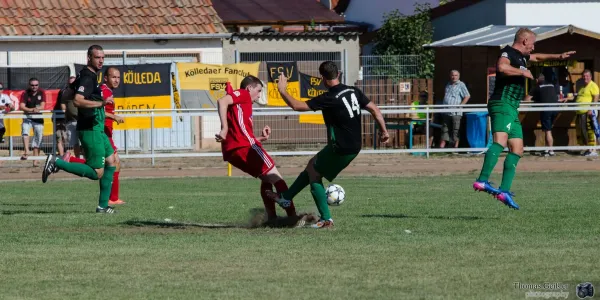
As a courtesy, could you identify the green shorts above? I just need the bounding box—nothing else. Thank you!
[313,145,358,182]
[488,100,523,140]
[78,130,114,169]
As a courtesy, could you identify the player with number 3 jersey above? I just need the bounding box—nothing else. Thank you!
[272,61,390,228]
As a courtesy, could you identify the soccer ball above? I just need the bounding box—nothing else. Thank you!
[326,184,345,205]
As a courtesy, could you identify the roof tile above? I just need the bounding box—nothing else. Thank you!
[213,0,343,25]
[0,0,226,35]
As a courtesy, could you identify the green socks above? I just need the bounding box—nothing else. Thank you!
[282,171,310,200]
[310,181,331,220]
[55,158,99,180]
[98,166,116,208]
[499,152,521,191]
[478,142,504,182]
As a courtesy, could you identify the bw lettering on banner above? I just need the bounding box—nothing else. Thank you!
[75,64,172,130]
[266,62,300,107]
[175,62,260,109]
[299,72,326,124]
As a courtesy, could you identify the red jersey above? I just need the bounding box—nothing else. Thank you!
[100,84,115,128]
[222,89,260,155]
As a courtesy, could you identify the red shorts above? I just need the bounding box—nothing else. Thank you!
[226,145,275,178]
[104,126,117,152]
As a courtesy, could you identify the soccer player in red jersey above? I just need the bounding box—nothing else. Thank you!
[215,76,303,225]
[65,67,125,206]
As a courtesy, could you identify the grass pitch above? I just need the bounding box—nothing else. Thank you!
[0,172,598,299]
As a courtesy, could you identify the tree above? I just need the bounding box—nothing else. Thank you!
[372,3,434,78]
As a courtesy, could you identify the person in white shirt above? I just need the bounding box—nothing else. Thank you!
[0,83,15,143]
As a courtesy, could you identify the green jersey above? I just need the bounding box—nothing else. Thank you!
[74,68,105,131]
[490,46,530,109]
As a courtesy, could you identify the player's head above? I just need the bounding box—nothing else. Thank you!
[319,61,340,87]
[583,69,592,84]
[240,75,263,102]
[104,67,121,89]
[28,77,39,92]
[87,45,104,71]
[513,28,536,55]
[537,73,545,83]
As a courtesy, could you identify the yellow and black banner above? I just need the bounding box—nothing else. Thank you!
[528,60,577,68]
[266,62,300,107]
[176,62,260,108]
[75,63,172,129]
[299,72,326,124]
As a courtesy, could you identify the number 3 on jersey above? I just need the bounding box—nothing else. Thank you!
[342,93,361,118]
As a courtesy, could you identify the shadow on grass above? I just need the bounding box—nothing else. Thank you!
[122,209,319,230]
[123,219,239,229]
[0,203,79,207]
[361,214,494,221]
[1,210,82,215]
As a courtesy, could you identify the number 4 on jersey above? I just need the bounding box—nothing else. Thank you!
[342,93,360,118]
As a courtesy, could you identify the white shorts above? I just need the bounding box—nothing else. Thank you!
[66,120,79,147]
[22,118,44,149]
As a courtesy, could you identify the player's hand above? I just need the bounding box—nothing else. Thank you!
[261,125,271,140]
[32,107,40,113]
[522,69,534,80]
[380,131,390,144]
[104,96,114,105]
[215,129,227,143]
[587,110,593,116]
[560,51,576,59]
[277,73,288,91]
[115,115,125,124]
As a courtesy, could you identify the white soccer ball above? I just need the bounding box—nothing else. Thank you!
[326,184,345,205]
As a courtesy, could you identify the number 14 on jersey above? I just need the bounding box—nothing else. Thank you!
[342,93,360,118]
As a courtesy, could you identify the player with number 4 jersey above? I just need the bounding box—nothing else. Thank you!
[272,61,390,228]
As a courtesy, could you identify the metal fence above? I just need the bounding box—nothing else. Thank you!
[360,55,420,80]
[2,103,600,165]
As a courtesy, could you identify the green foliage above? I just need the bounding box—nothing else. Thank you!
[373,3,434,78]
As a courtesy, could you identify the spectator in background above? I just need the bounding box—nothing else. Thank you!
[524,73,564,156]
[20,77,45,166]
[54,76,76,157]
[574,69,599,157]
[0,82,15,143]
[441,70,470,149]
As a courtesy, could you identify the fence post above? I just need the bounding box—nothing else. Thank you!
[151,111,155,166]
[426,106,430,159]
[123,50,128,155]
[52,113,56,155]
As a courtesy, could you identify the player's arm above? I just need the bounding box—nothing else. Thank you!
[497,57,533,79]
[106,112,124,124]
[215,95,233,142]
[276,73,311,111]
[256,125,271,142]
[365,102,390,143]
[39,92,46,111]
[74,76,103,108]
[529,51,575,62]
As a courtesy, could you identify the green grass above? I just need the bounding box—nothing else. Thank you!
[0,172,598,299]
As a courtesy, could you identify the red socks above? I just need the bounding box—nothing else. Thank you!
[69,156,86,164]
[109,171,120,201]
[260,182,277,220]
[274,180,296,217]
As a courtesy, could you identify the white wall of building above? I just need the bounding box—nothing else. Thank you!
[506,0,600,33]
[432,0,506,41]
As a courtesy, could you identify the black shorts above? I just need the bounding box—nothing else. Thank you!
[540,111,557,131]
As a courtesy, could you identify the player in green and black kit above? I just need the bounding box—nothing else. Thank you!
[473,28,575,210]
[42,45,118,214]
[272,61,390,228]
